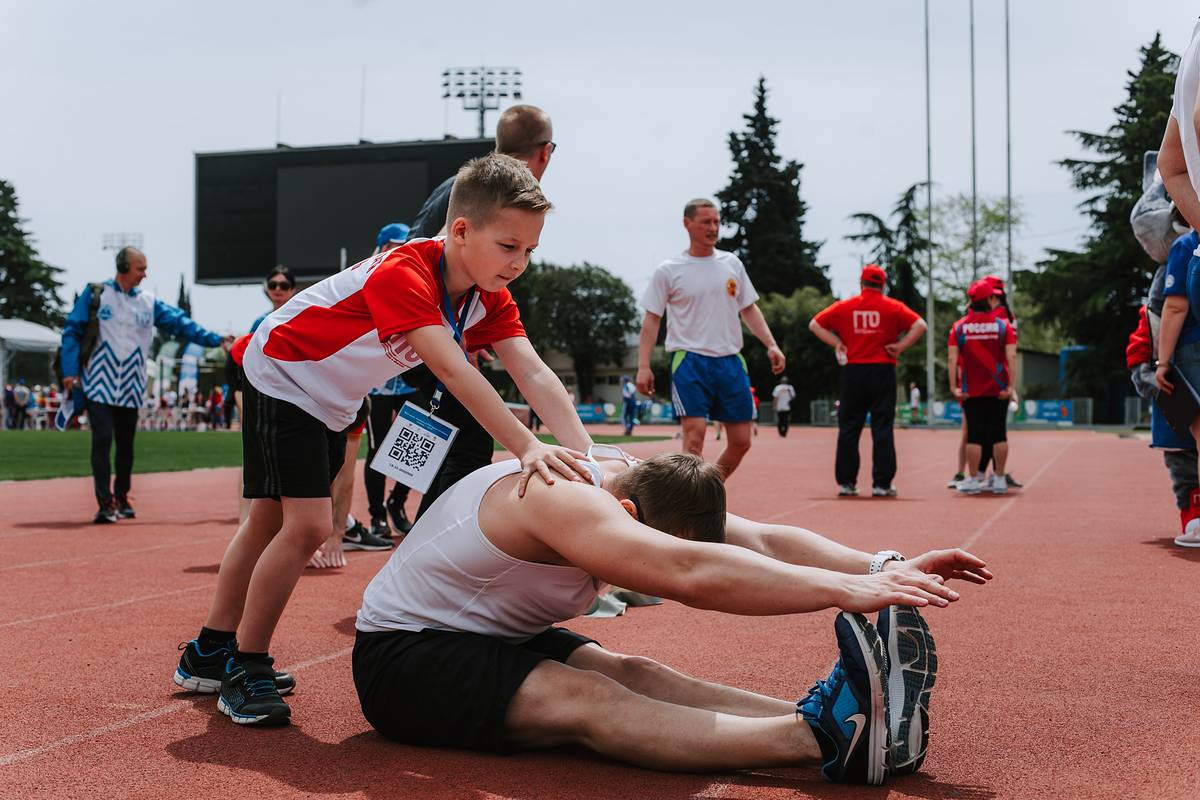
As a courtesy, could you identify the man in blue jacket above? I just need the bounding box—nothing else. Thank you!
[61,247,228,523]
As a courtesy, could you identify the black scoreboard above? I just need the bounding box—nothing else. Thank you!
[194,137,493,285]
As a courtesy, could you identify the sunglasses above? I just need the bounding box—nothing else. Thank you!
[266,281,294,290]
[537,140,557,153]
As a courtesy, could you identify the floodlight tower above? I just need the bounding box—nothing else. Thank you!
[442,67,523,138]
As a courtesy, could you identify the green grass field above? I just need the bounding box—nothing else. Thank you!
[0,429,671,482]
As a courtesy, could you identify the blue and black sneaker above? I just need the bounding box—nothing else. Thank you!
[217,657,291,726]
[174,639,295,696]
[797,611,888,785]
[877,605,937,775]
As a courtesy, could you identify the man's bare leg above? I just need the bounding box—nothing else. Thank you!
[504,659,819,772]
[309,434,358,569]
[567,644,794,717]
[716,421,753,479]
[992,441,1009,476]
[680,416,707,458]
[955,418,968,476]
[237,496,332,652]
[205,498,283,632]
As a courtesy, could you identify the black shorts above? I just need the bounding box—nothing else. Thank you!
[241,379,362,499]
[963,396,1008,447]
[352,626,597,753]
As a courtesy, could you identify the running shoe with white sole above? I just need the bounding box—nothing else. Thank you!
[956,476,982,495]
[343,521,394,551]
[1175,518,1200,548]
[796,612,888,785]
[838,484,859,497]
[988,473,1008,495]
[218,657,291,726]
[877,605,937,775]
[174,639,295,695]
[872,486,898,498]
[946,473,965,489]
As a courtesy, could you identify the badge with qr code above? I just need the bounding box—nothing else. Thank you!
[369,402,459,493]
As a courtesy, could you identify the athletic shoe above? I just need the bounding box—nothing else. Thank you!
[872,486,898,498]
[173,639,295,695]
[988,474,1008,495]
[1175,518,1200,548]
[956,476,982,495]
[386,496,414,534]
[369,516,392,540]
[946,473,965,489]
[343,521,393,551]
[218,657,291,726]
[1005,473,1023,489]
[93,500,119,524]
[796,612,888,785]
[115,495,136,519]
[838,484,859,497]
[877,605,937,775]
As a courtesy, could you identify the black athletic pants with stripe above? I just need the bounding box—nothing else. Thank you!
[364,395,412,522]
[835,364,897,489]
[87,399,139,505]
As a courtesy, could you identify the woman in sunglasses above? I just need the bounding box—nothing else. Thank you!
[252,266,297,333]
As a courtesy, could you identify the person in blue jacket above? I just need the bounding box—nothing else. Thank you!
[61,247,228,523]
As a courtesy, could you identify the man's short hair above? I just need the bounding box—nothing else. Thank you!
[610,453,726,543]
[683,198,717,219]
[446,153,553,229]
[495,105,552,158]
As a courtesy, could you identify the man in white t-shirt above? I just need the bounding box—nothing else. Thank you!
[637,198,786,478]
[772,376,796,437]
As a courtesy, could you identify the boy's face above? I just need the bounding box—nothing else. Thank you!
[453,207,544,293]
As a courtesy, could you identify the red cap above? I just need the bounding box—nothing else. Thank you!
[982,274,1006,292]
[860,264,886,287]
[968,279,998,302]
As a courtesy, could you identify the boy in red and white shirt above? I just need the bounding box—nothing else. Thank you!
[174,154,594,727]
[948,280,1018,495]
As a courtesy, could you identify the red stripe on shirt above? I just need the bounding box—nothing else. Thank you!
[262,293,375,362]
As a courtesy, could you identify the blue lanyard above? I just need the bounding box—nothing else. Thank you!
[431,250,476,411]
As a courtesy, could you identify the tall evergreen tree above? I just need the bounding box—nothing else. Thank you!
[717,77,828,295]
[1018,35,1176,417]
[846,182,929,313]
[0,180,64,327]
[176,274,191,317]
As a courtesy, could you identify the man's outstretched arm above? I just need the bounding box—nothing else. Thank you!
[516,480,957,615]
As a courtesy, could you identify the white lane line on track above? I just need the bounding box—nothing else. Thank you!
[959,438,1075,551]
[0,537,226,573]
[0,585,213,630]
[0,645,356,768]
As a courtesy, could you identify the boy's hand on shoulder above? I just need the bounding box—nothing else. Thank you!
[516,440,590,497]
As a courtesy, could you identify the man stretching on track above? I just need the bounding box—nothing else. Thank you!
[353,448,993,784]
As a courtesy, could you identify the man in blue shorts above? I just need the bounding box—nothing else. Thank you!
[636,198,785,478]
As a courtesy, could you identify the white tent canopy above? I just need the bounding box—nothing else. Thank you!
[0,318,61,395]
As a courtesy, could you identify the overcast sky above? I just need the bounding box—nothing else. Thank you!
[2,0,1197,333]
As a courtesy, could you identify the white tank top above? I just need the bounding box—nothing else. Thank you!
[356,459,604,642]
[1175,19,1200,253]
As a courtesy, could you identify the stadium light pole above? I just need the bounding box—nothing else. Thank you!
[969,0,978,279]
[924,0,936,425]
[1005,0,1014,290]
[442,67,523,138]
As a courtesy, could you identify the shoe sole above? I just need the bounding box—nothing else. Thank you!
[840,612,887,786]
[957,486,981,495]
[342,540,393,551]
[217,694,291,726]
[1174,538,1200,547]
[881,606,937,775]
[173,667,294,696]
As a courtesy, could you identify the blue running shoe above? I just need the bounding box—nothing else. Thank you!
[877,605,937,775]
[797,611,888,785]
[217,658,291,726]
[174,639,295,695]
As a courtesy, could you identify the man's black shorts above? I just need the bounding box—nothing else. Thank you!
[963,396,1008,447]
[241,379,362,499]
[353,626,597,753]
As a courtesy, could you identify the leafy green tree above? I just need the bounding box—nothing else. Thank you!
[846,183,930,313]
[717,77,828,296]
[927,193,1022,297]
[1018,34,1176,414]
[176,274,192,317]
[0,179,64,327]
[509,262,638,401]
[744,287,839,422]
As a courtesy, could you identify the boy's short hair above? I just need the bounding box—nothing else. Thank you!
[447,153,553,229]
[683,198,717,219]
[610,453,726,543]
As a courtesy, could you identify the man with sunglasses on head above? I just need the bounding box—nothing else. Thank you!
[354,445,991,783]
[403,104,557,520]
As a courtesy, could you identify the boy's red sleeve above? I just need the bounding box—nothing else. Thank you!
[230,334,252,366]
[363,257,444,341]
[1126,305,1152,369]
[464,290,526,351]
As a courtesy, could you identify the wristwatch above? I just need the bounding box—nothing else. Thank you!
[869,550,906,575]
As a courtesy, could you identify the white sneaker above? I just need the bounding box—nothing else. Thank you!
[988,474,1008,495]
[1175,519,1200,548]
[956,476,982,495]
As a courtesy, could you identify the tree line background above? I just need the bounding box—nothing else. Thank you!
[0,35,1179,423]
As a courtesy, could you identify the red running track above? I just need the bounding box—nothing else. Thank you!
[1,427,1197,799]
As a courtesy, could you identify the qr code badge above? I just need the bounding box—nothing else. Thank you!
[370,401,458,493]
[388,427,437,471]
